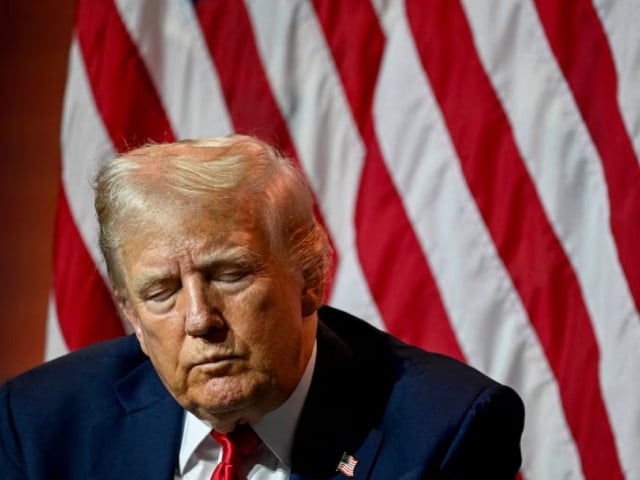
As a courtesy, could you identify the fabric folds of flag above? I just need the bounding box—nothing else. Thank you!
[48,0,640,478]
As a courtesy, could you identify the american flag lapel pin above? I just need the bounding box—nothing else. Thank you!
[336,452,358,477]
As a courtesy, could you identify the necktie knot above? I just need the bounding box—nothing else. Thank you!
[211,425,261,479]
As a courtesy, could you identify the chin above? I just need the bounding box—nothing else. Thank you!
[185,374,260,418]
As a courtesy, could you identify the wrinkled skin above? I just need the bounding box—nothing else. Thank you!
[117,201,319,433]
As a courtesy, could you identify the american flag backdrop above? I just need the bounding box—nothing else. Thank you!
[47,0,640,478]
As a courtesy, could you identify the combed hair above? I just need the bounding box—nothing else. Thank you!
[94,134,332,294]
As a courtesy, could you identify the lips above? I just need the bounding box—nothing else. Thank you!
[191,354,239,368]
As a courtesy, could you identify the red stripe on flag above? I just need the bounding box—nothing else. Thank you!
[195,1,287,148]
[75,0,174,152]
[194,0,337,297]
[534,0,640,319]
[58,0,178,350]
[312,0,464,359]
[54,185,124,348]
[405,1,624,478]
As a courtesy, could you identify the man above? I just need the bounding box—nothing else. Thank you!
[0,135,524,479]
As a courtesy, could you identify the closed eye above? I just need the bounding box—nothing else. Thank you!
[146,288,178,302]
[137,278,181,305]
[215,269,251,283]
[140,285,180,314]
[205,259,258,284]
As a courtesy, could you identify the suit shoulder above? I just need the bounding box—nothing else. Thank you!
[392,343,500,401]
[317,307,524,476]
[318,305,520,420]
[320,306,496,382]
[1,335,145,407]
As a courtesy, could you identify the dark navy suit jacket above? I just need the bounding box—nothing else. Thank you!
[0,306,524,479]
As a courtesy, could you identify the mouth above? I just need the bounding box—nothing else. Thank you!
[192,354,240,369]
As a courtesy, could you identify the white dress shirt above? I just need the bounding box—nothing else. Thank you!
[175,343,317,479]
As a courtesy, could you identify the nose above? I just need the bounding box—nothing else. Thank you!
[183,275,225,337]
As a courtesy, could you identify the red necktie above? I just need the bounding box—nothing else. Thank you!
[210,425,261,480]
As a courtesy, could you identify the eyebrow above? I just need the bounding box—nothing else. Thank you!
[129,246,261,294]
[196,245,260,267]
[131,273,177,296]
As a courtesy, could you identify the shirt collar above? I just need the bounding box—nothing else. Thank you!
[177,341,317,473]
[178,410,213,475]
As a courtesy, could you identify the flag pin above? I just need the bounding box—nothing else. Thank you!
[336,452,358,477]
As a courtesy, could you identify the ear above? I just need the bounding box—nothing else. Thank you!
[301,286,322,317]
[115,289,148,355]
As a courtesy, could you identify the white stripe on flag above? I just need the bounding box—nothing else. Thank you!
[372,3,584,478]
[44,294,69,361]
[114,0,233,140]
[244,0,385,329]
[61,38,115,279]
[593,0,640,161]
[462,1,640,474]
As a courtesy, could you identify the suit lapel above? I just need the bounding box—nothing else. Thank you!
[290,311,393,479]
[289,429,383,480]
[88,358,184,479]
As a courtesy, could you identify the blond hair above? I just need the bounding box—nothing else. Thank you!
[94,135,331,294]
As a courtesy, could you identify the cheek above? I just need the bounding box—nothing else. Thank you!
[233,284,304,362]
[236,286,289,333]
[227,282,274,327]
[138,318,187,377]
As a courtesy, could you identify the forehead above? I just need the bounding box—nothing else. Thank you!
[118,196,269,262]
[125,189,261,234]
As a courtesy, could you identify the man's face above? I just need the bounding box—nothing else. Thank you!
[117,199,319,432]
